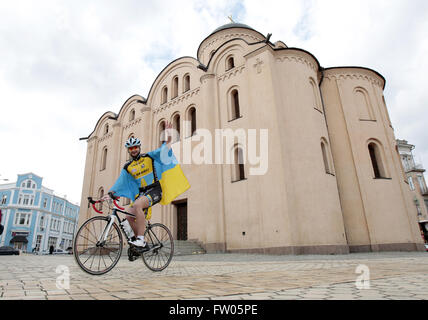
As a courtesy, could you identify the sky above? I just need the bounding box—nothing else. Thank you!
[0,0,427,205]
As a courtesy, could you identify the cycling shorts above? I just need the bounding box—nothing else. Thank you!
[138,182,162,207]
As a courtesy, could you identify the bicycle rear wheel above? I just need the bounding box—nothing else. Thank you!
[142,223,174,272]
[73,216,123,275]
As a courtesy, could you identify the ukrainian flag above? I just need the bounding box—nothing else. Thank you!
[149,143,190,205]
[109,143,190,218]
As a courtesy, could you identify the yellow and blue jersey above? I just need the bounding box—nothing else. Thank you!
[109,143,190,206]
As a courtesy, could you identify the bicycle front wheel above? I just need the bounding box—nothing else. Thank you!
[73,216,123,275]
[142,223,174,272]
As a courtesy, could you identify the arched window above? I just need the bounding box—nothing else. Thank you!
[104,123,109,135]
[26,180,32,188]
[183,74,190,92]
[226,56,235,71]
[158,120,166,146]
[172,76,178,98]
[129,109,135,122]
[97,187,104,211]
[187,107,196,137]
[172,113,181,142]
[354,88,375,120]
[101,147,108,171]
[368,142,386,178]
[310,78,322,112]
[321,140,331,174]
[230,89,241,120]
[232,145,245,182]
[161,86,168,104]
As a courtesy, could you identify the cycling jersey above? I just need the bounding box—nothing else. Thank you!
[123,153,157,191]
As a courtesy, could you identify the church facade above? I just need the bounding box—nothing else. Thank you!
[78,23,425,254]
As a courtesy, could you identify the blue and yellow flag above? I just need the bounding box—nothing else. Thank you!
[109,143,190,218]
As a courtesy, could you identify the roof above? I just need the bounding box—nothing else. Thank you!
[210,22,256,35]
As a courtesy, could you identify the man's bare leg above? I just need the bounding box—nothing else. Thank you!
[127,196,149,237]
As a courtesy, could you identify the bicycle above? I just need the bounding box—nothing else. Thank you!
[73,194,174,275]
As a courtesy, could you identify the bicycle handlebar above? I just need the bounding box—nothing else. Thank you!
[108,192,125,210]
[87,193,125,214]
[88,197,103,214]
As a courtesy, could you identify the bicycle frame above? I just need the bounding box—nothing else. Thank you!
[88,196,163,251]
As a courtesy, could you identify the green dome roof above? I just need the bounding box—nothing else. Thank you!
[211,22,255,35]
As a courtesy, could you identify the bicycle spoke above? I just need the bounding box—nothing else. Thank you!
[74,216,123,275]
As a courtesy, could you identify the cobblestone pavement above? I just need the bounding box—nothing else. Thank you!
[0,252,428,300]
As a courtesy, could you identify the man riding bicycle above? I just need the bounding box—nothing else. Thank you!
[102,121,190,250]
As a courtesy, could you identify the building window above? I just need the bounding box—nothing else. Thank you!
[129,109,135,122]
[310,78,322,112]
[14,212,31,226]
[232,145,245,182]
[161,86,168,104]
[35,235,42,252]
[97,188,104,211]
[172,76,178,99]
[354,87,375,120]
[408,176,415,191]
[368,142,388,178]
[183,74,190,92]
[1,195,7,204]
[40,216,45,231]
[230,89,241,120]
[158,120,166,146]
[226,56,235,71]
[417,176,427,194]
[172,113,180,142]
[101,147,108,171]
[321,140,331,174]
[43,198,47,208]
[26,180,32,188]
[187,107,196,137]
[104,123,109,135]
[23,195,30,205]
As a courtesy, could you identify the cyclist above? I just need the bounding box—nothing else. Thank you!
[103,121,189,250]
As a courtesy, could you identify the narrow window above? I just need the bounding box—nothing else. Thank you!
[97,188,104,211]
[129,109,135,122]
[161,86,168,104]
[321,141,330,174]
[172,76,178,98]
[158,120,166,146]
[232,146,245,182]
[188,107,196,136]
[104,123,109,135]
[226,56,235,71]
[231,89,241,120]
[173,114,181,142]
[27,180,31,188]
[408,177,415,191]
[101,147,107,171]
[368,142,386,178]
[183,74,190,92]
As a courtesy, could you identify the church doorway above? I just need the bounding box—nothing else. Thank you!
[174,200,188,240]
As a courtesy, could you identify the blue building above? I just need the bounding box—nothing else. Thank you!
[0,173,80,253]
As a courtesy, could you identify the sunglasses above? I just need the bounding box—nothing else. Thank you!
[128,146,139,151]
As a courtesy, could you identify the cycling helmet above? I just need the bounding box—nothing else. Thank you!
[125,137,141,148]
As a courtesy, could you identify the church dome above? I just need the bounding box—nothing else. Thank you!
[210,22,256,35]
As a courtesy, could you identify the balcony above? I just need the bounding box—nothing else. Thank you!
[405,163,425,173]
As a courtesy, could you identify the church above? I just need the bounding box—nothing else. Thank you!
[78,22,425,254]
